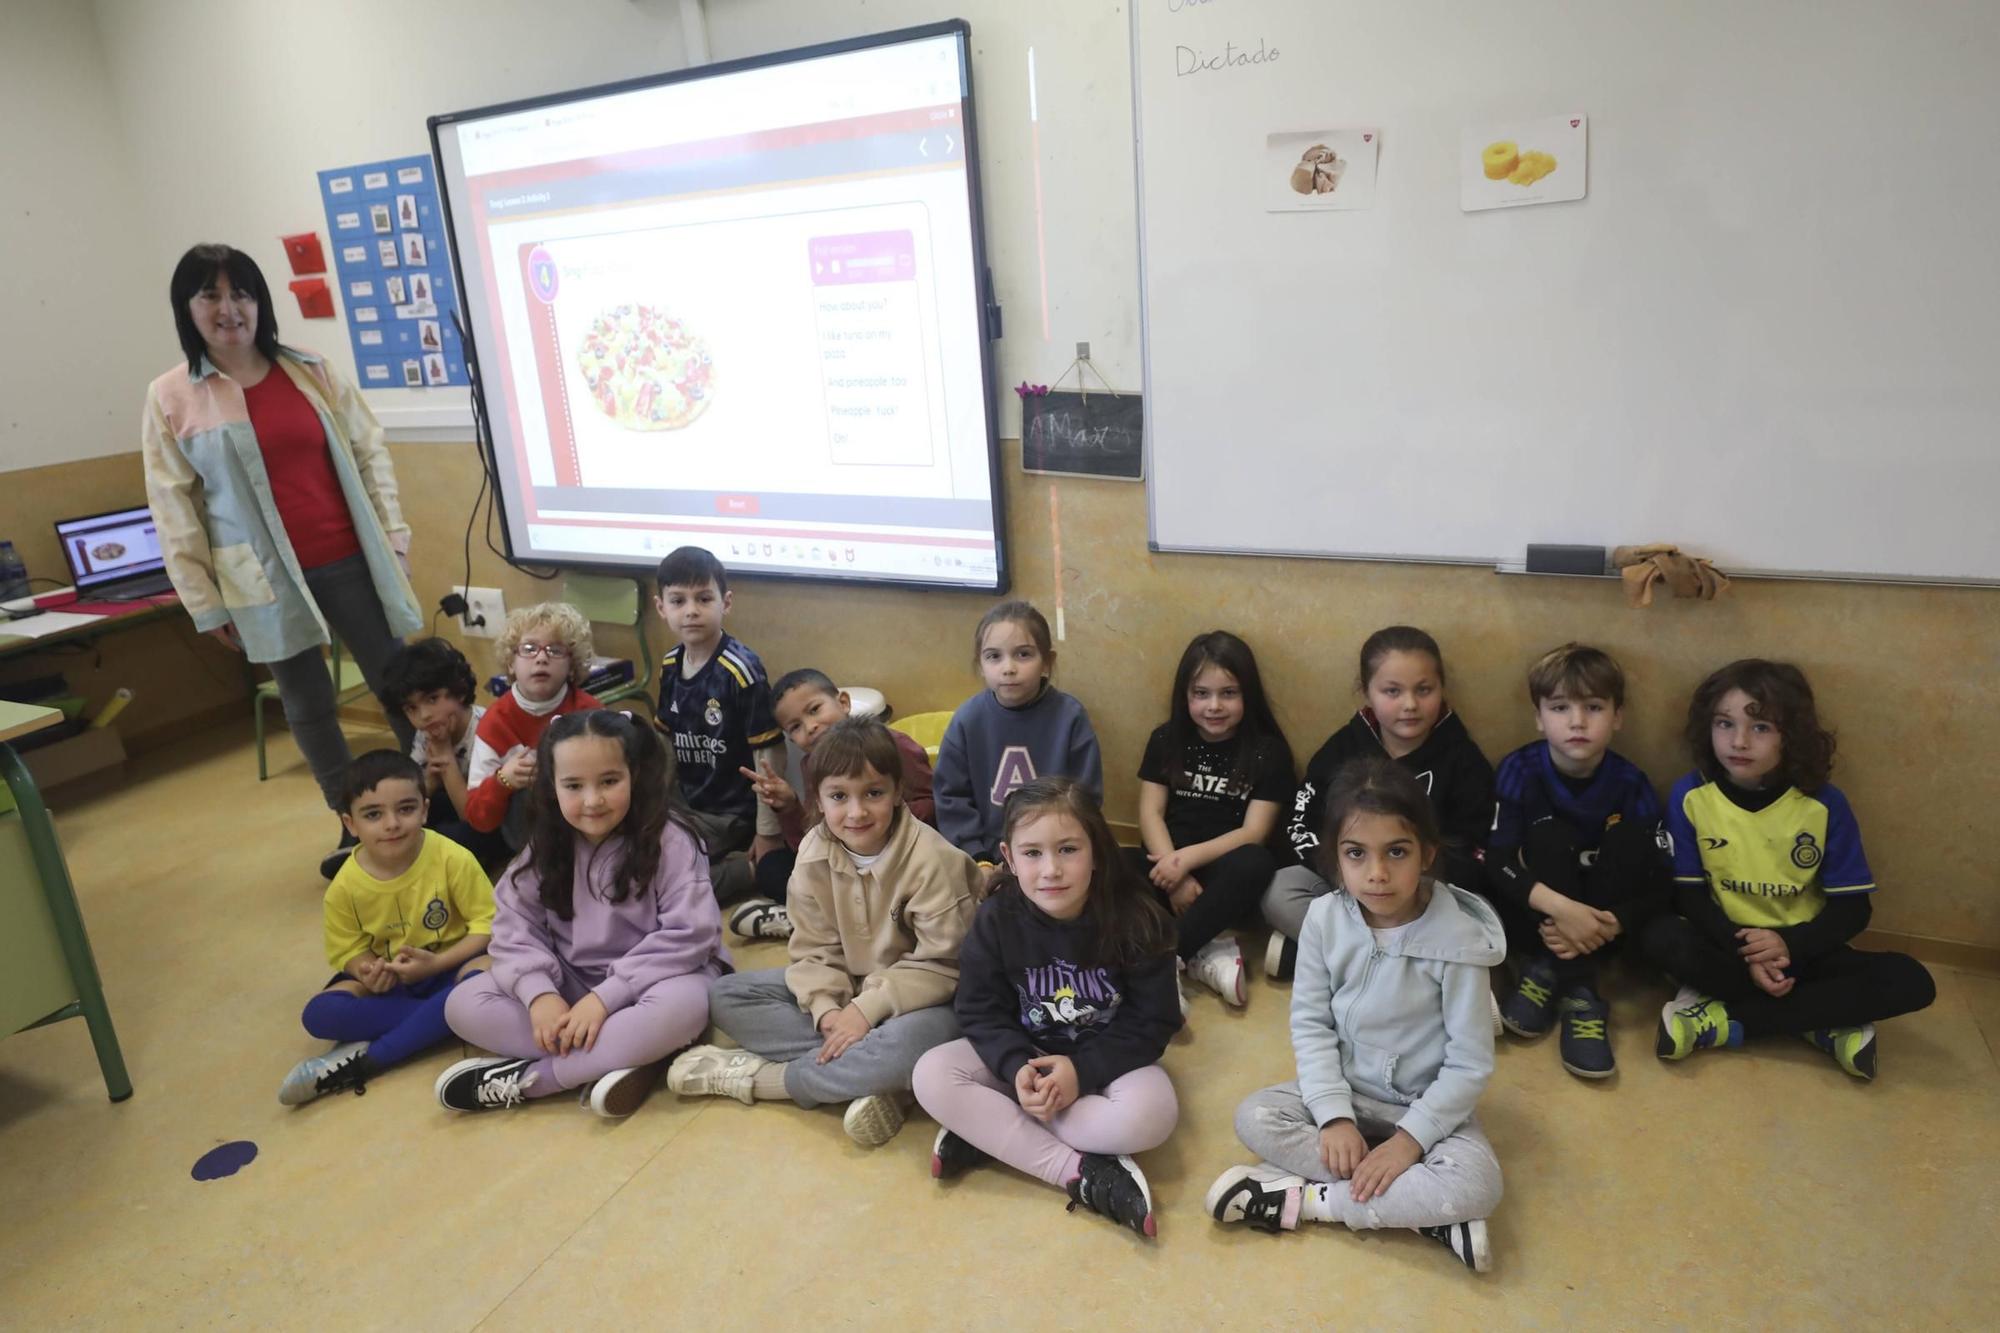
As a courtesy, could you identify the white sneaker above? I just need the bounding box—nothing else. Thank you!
[729,898,795,941]
[1190,937,1247,1006]
[277,1041,370,1106]
[842,1093,908,1146]
[665,1044,767,1105]
[586,1061,666,1119]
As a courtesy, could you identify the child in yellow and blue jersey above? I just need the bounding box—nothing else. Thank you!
[1641,660,1934,1079]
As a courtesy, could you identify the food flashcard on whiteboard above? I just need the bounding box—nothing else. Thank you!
[316,153,468,388]
[1462,114,1587,211]
[1265,128,1379,212]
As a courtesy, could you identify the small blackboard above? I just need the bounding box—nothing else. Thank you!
[1022,389,1143,480]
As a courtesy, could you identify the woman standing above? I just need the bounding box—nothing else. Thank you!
[142,244,422,876]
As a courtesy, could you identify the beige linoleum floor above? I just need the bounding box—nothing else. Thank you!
[4,722,1998,1330]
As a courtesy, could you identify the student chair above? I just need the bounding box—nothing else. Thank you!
[888,709,952,763]
[563,572,654,712]
[254,637,373,781]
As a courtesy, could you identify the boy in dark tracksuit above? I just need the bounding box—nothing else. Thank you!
[1487,647,1669,1078]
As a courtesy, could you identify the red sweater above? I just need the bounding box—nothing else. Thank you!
[241,367,361,568]
[463,687,602,832]
[778,727,936,849]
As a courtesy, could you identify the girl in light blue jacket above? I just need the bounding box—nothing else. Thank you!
[1205,757,1505,1271]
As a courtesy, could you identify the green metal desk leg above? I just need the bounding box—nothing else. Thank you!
[0,744,132,1102]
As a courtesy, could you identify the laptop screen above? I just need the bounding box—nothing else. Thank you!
[53,505,167,592]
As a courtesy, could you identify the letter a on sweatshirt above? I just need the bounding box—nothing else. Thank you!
[990,745,1037,808]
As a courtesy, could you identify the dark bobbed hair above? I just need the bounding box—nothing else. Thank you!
[993,778,1174,969]
[1357,625,1445,692]
[1526,642,1626,708]
[772,666,840,708]
[1684,659,1836,791]
[811,716,904,789]
[524,710,704,919]
[1163,629,1293,790]
[340,749,425,812]
[170,244,282,375]
[656,545,728,596]
[1316,756,1443,884]
[972,600,1054,672]
[377,636,477,711]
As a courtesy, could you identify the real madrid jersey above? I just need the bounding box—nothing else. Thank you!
[1665,772,1875,928]
[321,832,496,971]
[659,633,779,824]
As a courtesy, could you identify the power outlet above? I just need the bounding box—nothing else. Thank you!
[454,586,505,638]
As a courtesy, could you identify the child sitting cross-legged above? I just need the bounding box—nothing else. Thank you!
[914,778,1182,1238]
[668,717,979,1146]
[279,750,495,1105]
[730,666,937,942]
[1207,758,1506,1273]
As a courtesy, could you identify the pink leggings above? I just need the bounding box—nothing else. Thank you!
[912,1038,1178,1189]
[444,970,710,1097]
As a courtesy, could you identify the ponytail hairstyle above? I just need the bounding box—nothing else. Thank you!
[1162,629,1293,789]
[1316,757,1443,886]
[995,778,1174,968]
[524,710,703,919]
[1357,625,1445,693]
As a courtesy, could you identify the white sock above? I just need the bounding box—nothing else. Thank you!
[1300,1181,1335,1224]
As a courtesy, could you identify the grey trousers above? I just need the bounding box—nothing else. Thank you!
[263,554,413,811]
[1262,864,1335,941]
[709,968,961,1109]
[1234,1082,1503,1229]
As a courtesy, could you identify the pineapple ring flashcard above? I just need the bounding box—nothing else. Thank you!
[1461,114,1587,211]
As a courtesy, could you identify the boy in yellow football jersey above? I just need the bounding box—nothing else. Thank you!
[1643,661,1934,1079]
[279,751,495,1105]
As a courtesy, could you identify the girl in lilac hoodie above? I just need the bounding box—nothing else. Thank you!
[440,710,730,1118]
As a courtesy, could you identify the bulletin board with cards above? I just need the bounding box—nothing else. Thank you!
[316,154,468,390]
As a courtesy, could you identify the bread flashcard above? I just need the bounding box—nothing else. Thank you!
[1265,128,1380,212]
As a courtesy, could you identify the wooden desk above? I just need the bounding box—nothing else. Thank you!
[0,592,181,660]
[1,699,132,1101]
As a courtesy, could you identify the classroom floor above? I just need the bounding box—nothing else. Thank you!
[3,721,1997,1330]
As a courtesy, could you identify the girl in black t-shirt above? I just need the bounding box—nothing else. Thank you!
[1134,630,1295,1007]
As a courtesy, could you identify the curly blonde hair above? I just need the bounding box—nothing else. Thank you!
[494,602,595,688]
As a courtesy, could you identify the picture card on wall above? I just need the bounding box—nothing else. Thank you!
[1265,128,1380,212]
[1462,114,1587,211]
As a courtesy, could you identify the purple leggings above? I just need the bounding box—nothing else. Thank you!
[444,969,711,1097]
[912,1038,1178,1189]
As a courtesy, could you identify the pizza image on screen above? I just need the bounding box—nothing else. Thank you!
[91,542,127,562]
[575,304,716,431]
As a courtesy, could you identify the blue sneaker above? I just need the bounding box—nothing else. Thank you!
[1558,986,1615,1078]
[1500,955,1560,1038]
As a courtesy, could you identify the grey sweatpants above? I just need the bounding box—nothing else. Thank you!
[263,553,413,811]
[1262,864,1335,941]
[1234,1082,1502,1229]
[709,968,961,1108]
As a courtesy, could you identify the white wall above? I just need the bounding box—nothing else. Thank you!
[0,0,161,470]
[6,0,1134,470]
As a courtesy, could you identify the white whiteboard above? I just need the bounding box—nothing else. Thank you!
[1133,0,2000,583]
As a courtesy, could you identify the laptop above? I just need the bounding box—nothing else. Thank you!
[53,505,175,602]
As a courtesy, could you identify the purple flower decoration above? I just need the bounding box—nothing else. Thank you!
[1014,381,1050,399]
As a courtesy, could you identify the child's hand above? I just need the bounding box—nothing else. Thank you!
[1749,959,1796,997]
[1013,1061,1047,1114]
[1537,919,1583,960]
[1167,876,1203,915]
[556,993,609,1053]
[977,863,1003,893]
[1550,899,1621,954]
[529,993,572,1054]
[498,748,537,791]
[738,765,797,813]
[1348,1129,1423,1202]
[1022,1055,1078,1122]
[816,1004,871,1063]
[423,751,453,790]
[749,832,787,867]
[1318,1119,1367,1178]
[1147,850,1191,890]
[384,947,439,983]
[1736,928,1789,968]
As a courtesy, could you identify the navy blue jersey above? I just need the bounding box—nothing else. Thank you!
[659,633,779,823]
[1490,740,1661,856]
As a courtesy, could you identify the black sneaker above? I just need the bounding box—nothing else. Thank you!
[1066,1153,1156,1237]
[435,1057,539,1112]
[1263,931,1298,981]
[1204,1164,1301,1233]
[319,827,359,880]
[930,1126,990,1179]
[1500,954,1560,1038]
[1416,1218,1491,1272]
[1558,986,1616,1078]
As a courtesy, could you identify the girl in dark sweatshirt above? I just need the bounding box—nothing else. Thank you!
[1260,627,1495,979]
[913,778,1182,1239]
